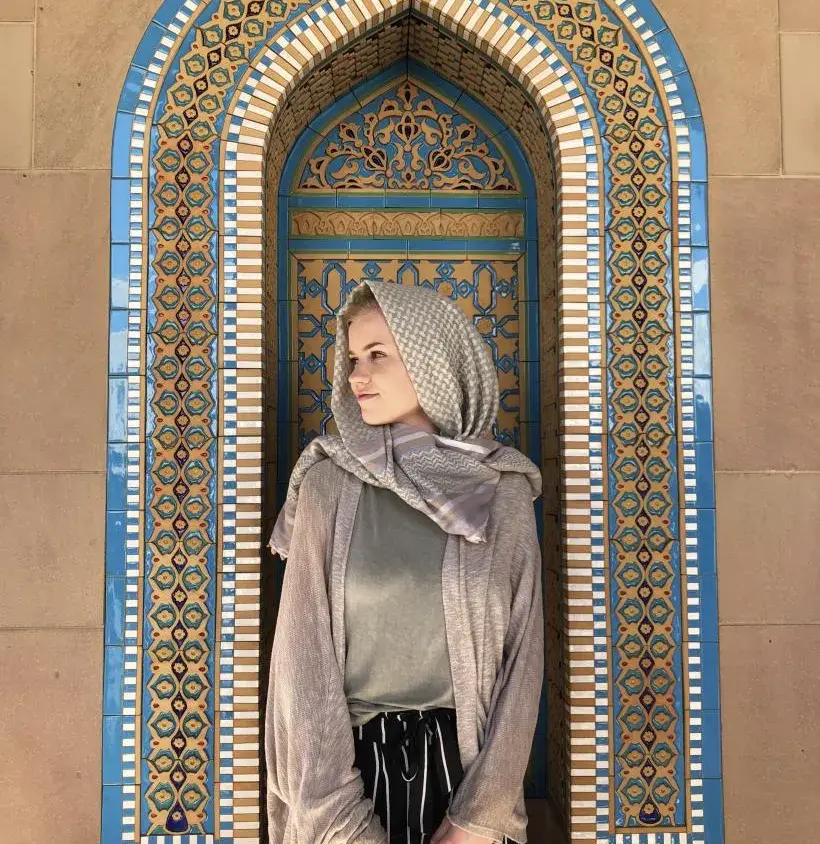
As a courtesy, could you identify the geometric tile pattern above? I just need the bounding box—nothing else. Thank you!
[104,0,722,842]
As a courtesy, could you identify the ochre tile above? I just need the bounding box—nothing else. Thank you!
[0,172,108,472]
[34,0,157,168]
[780,34,820,174]
[0,630,103,844]
[0,1,34,21]
[0,23,33,167]
[0,474,105,627]
[716,472,820,624]
[651,0,780,174]
[709,177,820,470]
[720,625,820,843]
[779,0,820,30]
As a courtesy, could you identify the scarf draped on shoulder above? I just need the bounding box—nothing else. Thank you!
[268,279,542,559]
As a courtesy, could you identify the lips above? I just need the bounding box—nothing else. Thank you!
[356,393,378,402]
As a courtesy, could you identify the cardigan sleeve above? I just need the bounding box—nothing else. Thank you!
[265,463,388,844]
[445,487,545,843]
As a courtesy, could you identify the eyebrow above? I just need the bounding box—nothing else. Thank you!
[347,342,385,357]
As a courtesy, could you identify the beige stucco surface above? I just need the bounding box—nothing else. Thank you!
[1,2,818,842]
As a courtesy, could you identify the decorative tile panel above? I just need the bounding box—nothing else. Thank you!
[104,1,721,842]
[298,79,518,190]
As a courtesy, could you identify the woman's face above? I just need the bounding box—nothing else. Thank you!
[346,306,437,433]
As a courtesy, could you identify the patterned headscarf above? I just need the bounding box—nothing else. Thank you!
[268,280,542,559]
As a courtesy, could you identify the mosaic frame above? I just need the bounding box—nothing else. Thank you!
[104,1,721,842]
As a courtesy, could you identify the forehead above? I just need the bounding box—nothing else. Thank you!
[345,308,394,349]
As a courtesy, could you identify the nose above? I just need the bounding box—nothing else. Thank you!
[348,359,373,387]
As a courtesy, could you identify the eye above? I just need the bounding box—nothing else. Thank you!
[348,350,385,365]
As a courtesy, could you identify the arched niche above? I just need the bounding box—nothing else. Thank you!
[102,1,721,842]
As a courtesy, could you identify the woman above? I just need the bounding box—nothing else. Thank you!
[265,280,544,844]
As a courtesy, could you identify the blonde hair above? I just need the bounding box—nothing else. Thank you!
[342,284,382,329]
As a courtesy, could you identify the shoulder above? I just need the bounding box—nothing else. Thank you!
[488,471,538,551]
[493,471,536,515]
[300,458,347,500]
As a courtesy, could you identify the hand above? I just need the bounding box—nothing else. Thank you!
[429,816,498,844]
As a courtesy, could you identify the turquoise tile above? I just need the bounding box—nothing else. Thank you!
[686,117,707,183]
[101,785,125,840]
[153,0,188,30]
[672,69,702,119]
[468,238,523,253]
[525,207,538,240]
[691,182,708,247]
[493,129,534,195]
[105,578,126,647]
[524,301,540,361]
[701,710,723,778]
[699,574,719,643]
[287,192,336,208]
[277,298,294,364]
[702,778,725,844]
[108,377,128,443]
[106,511,127,578]
[630,1,669,35]
[103,646,124,716]
[694,377,713,442]
[701,640,721,710]
[692,246,710,312]
[109,309,128,375]
[106,444,128,512]
[408,238,468,253]
[102,716,124,785]
[696,440,715,509]
[693,312,711,377]
[116,65,146,114]
[110,244,129,309]
[348,238,408,254]
[385,192,431,208]
[110,179,131,244]
[478,194,525,209]
[696,507,716,577]
[279,128,321,194]
[337,191,386,208]
[111,112,133,178]
[433,193,479,209]
[653,28,688,76]
[288,236,348,252]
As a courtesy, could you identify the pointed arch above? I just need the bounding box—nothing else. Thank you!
[103,1,720,842]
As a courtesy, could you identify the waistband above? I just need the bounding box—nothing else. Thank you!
[354,707,460,785]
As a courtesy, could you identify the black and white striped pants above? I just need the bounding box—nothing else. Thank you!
[352,707,520,844]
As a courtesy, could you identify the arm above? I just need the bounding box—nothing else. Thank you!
[265,464,388,844]
[446,491,544,842]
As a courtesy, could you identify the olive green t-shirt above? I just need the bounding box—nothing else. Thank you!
[343,481,455,727]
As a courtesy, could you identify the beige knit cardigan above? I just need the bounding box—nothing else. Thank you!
[265,459,544,844]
